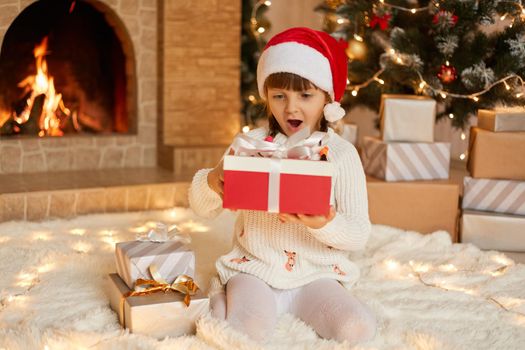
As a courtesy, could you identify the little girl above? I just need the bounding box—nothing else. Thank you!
[189,27,376,345]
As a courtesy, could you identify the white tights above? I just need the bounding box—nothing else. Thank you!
[210,273,376,345]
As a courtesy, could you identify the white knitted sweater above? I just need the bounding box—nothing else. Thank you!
[189,127,371,290]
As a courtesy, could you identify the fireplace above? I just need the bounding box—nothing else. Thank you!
[0,0,241,222]
[0,0,134,137]
[0,0,156,174]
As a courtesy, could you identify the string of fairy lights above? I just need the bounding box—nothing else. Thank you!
[0,213,207,349]
[1,224,523,343]
[381,255,525,317]
[342,0,525,159]
[249,0,525,159]
[251,0,525,102]
[250,0,272,51]
[345,0,525,102]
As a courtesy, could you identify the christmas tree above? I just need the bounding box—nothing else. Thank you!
[241,0,271,128]
[317,0,525,129]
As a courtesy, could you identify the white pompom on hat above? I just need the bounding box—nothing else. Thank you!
[257,27,348,122]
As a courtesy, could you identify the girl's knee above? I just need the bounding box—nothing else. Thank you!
[335,309,377,345]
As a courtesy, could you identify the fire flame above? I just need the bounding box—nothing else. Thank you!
[14,36,77,136]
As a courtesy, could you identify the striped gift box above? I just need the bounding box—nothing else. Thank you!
[463,177,525,216]
[115,240,195,289]
[361,137,451,181]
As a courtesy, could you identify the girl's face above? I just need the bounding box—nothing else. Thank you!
[267,86,327,137]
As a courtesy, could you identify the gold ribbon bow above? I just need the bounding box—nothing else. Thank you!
[119,265,199,326]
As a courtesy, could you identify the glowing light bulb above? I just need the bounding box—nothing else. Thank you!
[448,113,454,119]
[353,34,364,42]
[389,48,396,55]
[242,125,250,133]
[411,9,417,14]
[461,132,466,140]
[377,78,385,85]
[439,264,457,272]
[472,96,479,102]
[517,92,524,98]
[440,92,447,98]
[445,60,450,66]
[37,263,55,274]
[396,56,403,64]
[504,81,511,90]
[264,0,271,6]
[257,27,265,34]
[69,228,86,236]
[351,89,358,96]
[419,81,426,89]
[248,95,256,102]
[500,14,507,21]
[346,78,350,84]
[384,259,399,270]
[337,18,345,24]
[459,153,466,160]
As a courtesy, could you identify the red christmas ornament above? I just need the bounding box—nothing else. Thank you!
[432,11,458,28]
[438,64,457,84]
[370,13,392,30]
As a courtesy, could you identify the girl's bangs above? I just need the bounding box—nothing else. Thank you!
[265,72,316,91]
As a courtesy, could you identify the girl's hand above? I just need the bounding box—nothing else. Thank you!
[278,206,336,229]
[207,161,224,199]
[207,149,234,199]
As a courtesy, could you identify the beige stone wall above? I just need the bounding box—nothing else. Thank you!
[0,0,158,174]
[162,0,241,147]
[160,0,241,177]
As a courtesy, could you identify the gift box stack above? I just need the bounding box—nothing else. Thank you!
[361,94,459,240]
[107,224,209,339]
[461,108,525,252]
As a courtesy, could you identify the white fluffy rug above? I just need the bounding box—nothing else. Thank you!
[1,208,524,350]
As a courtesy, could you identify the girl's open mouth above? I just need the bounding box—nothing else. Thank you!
[287,119,303,128]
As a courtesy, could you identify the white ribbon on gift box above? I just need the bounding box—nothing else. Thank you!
[229,128,329,213]
[137,223,191,244]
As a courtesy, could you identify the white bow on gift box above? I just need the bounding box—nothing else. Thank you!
[137,222,191,244]
[230,127,329,160]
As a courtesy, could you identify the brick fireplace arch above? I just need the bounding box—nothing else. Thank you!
[0,0,137,136]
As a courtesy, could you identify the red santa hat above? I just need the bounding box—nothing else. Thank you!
[257,27,348,122]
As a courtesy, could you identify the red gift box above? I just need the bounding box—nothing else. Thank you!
[223,155,334,215]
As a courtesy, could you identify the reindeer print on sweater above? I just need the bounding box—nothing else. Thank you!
[284,250,296,271]
[333,265,346,276]
[230,256,250,264]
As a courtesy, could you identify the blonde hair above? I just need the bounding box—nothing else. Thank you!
[263,73,330,137]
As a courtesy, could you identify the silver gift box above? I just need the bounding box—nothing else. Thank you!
[379,94,436,142]
[461,210,525,252]
[115,240,195,289]
[477,109,525,132]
